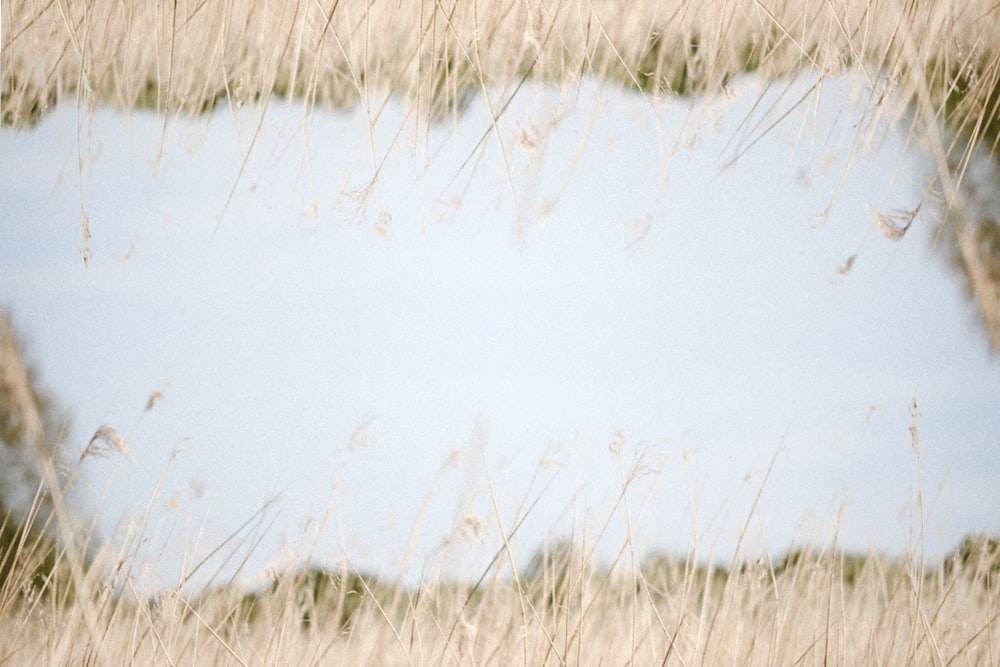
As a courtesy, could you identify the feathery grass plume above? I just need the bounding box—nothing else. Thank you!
[867,203,920,240]
[143,388,164,413]
[80,424,133,462]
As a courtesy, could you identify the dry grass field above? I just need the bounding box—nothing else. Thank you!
[3,1,1000,664]
[3,0,999,156]
[3,308,1000,665]
[4,0,1000,341]
[2,474,1000,666]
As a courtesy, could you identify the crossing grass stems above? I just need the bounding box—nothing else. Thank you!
[3,2,1000,664]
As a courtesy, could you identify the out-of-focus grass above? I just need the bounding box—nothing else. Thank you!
[3,494,999,667]
[2,316,998,665]
[3,6,1000,662]
[2,0,999,154]
[5,1,1000,345]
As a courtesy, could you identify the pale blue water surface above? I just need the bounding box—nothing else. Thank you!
[2,74,998,589]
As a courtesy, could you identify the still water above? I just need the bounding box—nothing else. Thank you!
[2,73,998,589]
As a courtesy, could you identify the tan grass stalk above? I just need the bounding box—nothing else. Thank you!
[2,0,999,151]
[954,217,1000,352]
[0,314,44,451]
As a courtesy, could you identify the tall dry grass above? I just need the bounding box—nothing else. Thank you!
[5,318,999,665]
[3,324,999,665]
[3,5,1000,663]
[2,450,999,666]
[2,0,999,150]
[4,1,1000,342]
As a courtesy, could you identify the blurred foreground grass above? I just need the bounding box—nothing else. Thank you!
[3,517,999,666]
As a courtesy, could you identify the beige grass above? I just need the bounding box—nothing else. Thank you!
[2,1,999,148]
[3,478,1000,667]
[3,312,1000,665]
[3,5,1000,663]
[5,1,1000,343]
[0,315,44,450]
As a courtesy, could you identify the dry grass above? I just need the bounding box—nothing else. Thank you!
[5,1,1000,323]
[2,1,999,151]
[3,317,1000,665]
[0,315,45,450]
[4,2,1000,337]
[3,5,1000,663]
[2,469,999,667]
[2,345,999,666]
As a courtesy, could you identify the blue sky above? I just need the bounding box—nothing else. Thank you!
[2,74,998,589]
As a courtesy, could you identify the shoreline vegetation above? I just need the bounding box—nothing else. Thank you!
[4,3,1000,662]
[3,306,1000,663]
[1,1,998,149]
[3,1,999,348]
[3,307,1000,662]
[4,517,1000,665]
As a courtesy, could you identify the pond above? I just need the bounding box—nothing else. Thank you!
[2,72,998,589]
